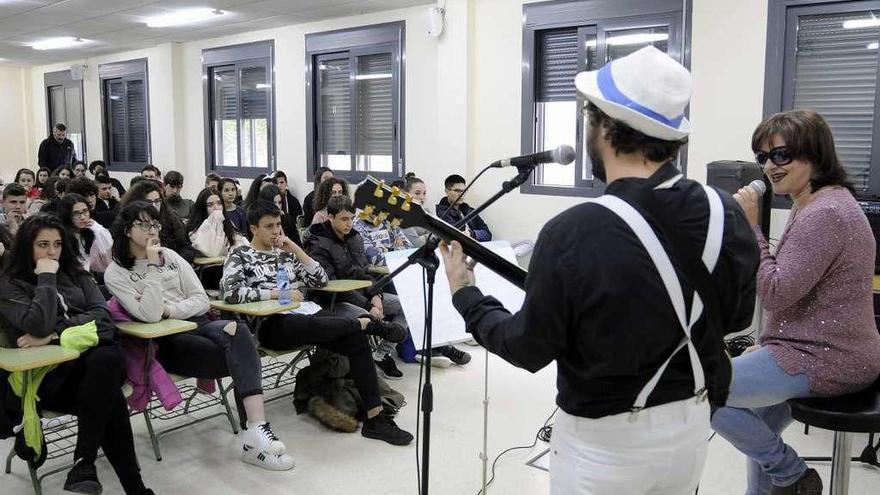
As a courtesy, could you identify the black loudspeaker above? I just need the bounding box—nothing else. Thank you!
[706,160,772,238]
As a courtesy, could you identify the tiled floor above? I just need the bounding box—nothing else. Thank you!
[1,349,877,494]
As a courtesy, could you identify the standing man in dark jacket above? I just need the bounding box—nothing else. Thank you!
[38,123,77,171]
[304,196,411,380]
[440,47,759,494]
[436,175,492,241]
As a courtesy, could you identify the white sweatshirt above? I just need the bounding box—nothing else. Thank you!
[104,248,210,323]
[188,212,247,258]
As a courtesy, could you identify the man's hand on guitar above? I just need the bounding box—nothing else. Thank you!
[440,240,476,294]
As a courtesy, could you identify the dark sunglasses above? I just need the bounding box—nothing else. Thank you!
[755,146,793,167]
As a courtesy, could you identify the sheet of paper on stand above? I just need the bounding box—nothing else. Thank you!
[385,240,525,350]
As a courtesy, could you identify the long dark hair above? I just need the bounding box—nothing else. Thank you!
[258,183,281,205]
[313,167,333,191]
[218,177,239,207]
[3,214,84,283]
[312,178,349,212]
[51,165,73,178]
[243,174,268,211]
[187,188,237,247]
[58,193,94,255]
[118,180,188,253]
[751,109,855,193]
[110,201,159,270]
[36,167,51,187]
[14,168,35,186]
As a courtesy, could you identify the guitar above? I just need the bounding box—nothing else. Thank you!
[352,176,527,289]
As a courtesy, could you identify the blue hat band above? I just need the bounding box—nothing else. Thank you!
[596,64,684,129]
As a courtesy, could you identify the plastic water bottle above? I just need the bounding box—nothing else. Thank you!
[277,263,292,305]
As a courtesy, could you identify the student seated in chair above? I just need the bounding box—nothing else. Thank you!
[104,201,295,471]
[305,196,414,380]
[187,188,247,258]
[220,201,413,446]
[57,193,113,274]
[118,180,198,264]
[435,174,492,241]
[0,214,154,495]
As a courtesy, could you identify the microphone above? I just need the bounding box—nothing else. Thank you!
[748,179,767,196]
[490,145,575,169]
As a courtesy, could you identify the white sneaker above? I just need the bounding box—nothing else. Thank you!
[415,354,452,368]
[241,446,295,471]
[243,422,286,456]
[463,338,480,347]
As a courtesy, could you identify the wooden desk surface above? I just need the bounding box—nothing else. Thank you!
[367,265,389,275]
[117,319,198,339]
[0,345,79,372]
[194,256,225,266]
[309,279,372,293]
[874,275,880,292]
[210,300,300,317]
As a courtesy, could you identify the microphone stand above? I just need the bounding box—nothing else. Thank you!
[366,166,535,495]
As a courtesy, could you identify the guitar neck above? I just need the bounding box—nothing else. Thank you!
[421,215,527,290]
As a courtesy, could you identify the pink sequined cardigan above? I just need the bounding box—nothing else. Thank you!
[757,188,880,395]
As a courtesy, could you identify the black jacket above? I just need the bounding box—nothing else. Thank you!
[436,197,492,241]
[37,137,76,170]
[281,191,304,220]
[304,221,373,308]
[93,197,118,229]
[302,191,316,226]
[452,163,759,418]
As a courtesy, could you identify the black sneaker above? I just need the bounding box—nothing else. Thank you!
[361,411,413,446]
[769,468,822,495]
[366,319,407,343]
[439,345,471,365]
[64,459,102,495]
[375,355,403,380]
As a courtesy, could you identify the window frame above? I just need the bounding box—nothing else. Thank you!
[202,40,276,179]
[305,21,405,183]
[44,69,87,164]
[764,0,880,205]
[520,0,692,197]
[99,58,151,172]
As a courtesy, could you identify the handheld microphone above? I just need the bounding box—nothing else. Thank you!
[748,179,767,196]
[490,145,575,169]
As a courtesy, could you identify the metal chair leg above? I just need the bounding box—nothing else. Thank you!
[5,446,14,474]
[142,410,162,461]
[830,431,852,495]
[27,460,41,495]
[217,379,239,434]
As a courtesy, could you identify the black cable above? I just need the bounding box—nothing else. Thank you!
[475,407,558,495]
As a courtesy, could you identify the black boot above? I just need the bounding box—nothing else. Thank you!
[769,468,822,495]
[64,459,102,495]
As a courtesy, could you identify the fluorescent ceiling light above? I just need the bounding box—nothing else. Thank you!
[585,33,669,48]
[843,18,880,29]
[870,42,879,49]
[146,8,224,28]
[355,73,392,80]
[255,83,271,89]
[31,37,89,50]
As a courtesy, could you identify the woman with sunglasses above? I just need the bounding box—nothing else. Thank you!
[118,180,198,263]
[58,193,113,273]
[0,214,153,495]
[712,109,880,495]
[104,202,295,471]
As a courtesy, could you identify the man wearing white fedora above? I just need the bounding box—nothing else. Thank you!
[440,46,760,494]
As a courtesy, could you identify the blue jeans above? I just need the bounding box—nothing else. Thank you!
[710,347,812,495]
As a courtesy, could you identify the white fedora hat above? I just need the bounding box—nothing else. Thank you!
[574,46,692,141]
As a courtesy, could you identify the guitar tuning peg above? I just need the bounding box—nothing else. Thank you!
[376,211,389,224]
[388,186,400,205]
[358,210,371,221]
[401,193,412,212]
[373,180,386,198]
[390,217,403,229]
[372,214,382,227]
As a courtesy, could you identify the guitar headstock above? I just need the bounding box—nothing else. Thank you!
[353,176,430,230]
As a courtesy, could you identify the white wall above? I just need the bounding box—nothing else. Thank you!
[0,66,31,173]
[9,0,789,240]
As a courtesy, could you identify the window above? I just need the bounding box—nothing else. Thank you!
[45,70,86,163]
[521,0,688,197]
[100,59,150,171]
[766,0,880,200]
[203,41,275,177]
[306,22,404,181]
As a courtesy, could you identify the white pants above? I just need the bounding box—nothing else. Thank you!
[550,398,710,495]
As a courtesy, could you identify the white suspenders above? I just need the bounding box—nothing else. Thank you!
[584,180,724,419]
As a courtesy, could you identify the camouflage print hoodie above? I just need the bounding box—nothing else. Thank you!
[220,244,328,304]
